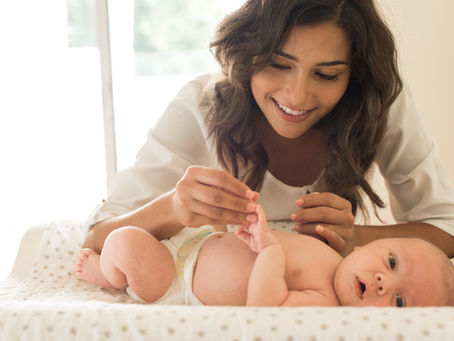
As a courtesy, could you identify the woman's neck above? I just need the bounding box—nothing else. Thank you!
[258,121,326,187]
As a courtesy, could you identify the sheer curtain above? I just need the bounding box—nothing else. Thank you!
[0,1,106,281]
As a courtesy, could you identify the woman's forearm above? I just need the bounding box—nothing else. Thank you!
[356,222,454,257]
[246,244,288,306]
[82,190,184,253]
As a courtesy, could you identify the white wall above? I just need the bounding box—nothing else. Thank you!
[377,0,454,181]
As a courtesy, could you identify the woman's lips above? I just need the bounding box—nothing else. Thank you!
[272,99,315,123]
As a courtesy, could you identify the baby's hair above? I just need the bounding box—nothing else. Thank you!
[420,239,454,306]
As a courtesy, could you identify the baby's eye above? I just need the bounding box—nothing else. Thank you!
[388,254,397,270]
[395,293,405,307]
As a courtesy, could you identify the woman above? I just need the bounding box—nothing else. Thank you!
[83,0,454,257]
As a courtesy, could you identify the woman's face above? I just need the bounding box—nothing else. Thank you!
[251,22,351,139]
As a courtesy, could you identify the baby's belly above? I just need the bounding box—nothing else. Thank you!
[192,233,257,305]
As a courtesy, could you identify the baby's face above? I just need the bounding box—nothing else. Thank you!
[333,238,447,307]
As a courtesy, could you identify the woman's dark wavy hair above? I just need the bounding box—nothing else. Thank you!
[206,0,402,218]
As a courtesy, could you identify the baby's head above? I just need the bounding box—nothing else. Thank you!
[333,238,454,307]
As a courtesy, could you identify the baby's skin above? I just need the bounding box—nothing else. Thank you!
[76,206,450,307]
[76,206,342,306]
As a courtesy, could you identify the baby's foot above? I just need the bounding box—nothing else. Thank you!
[75,248,115,288]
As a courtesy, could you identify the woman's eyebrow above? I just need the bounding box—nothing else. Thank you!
[275,50,349,66]
[275,50,298,61]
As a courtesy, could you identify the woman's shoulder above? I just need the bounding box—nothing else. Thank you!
[158,73,219,124]
[149,74,220,164]
[386,84,416,124]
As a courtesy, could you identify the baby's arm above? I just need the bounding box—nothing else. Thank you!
[235,205,289,306]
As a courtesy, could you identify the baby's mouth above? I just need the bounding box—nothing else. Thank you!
[360,281,366,297]
[355,276,366,299]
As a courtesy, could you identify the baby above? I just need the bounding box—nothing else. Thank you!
[76,206,454,307]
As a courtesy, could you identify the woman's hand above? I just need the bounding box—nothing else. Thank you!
[171,166,259,228]
[291,192,356,255]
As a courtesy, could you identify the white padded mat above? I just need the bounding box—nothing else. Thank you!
[0,220,453,341]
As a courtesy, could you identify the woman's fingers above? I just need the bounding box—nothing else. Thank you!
[292,192,354,225]
[292,192,355,255]
[191,183,257,214]
[190,198,257,225]
[173,166,259,227]
[297,192,349,210]
[315,225,347,254]
[292,205,351,226]
[186,166,253,199]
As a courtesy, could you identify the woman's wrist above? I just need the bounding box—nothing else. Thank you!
[143,189,185,240]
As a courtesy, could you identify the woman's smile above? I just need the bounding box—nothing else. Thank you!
[272,98,316,122]
[251,22,351,139]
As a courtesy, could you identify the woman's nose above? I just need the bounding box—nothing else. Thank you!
[285,75,312,107]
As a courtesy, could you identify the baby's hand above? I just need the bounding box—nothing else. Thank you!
[235,205,279,253]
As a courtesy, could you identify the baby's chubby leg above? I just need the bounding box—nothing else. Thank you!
[76,226,175,302]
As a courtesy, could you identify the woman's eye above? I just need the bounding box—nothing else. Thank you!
[388,254,397,270]
[316,72,339,81]
[395,293,404,307]
[270,63,291,70]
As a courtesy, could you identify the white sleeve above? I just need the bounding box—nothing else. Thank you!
[376,86,454,236]
[83,75,216,234]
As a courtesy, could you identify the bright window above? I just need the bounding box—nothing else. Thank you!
[0,0,244,281]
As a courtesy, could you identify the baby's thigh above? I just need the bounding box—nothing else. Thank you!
[103,227,175,295]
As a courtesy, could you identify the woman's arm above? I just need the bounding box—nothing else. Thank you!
[292,192,454,257]
[82,190,181,253]
[84,169,259,253]
[83,76,259,252]
[294,88,454,257]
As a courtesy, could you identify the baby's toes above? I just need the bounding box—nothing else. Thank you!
[80,248,95,257]
[75,260,83,274]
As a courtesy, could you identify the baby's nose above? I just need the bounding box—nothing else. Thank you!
[375,273,387,295]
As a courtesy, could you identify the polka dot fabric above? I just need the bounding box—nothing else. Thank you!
[1,220,453,340]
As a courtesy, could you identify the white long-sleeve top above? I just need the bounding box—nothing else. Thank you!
[84,74,454,237]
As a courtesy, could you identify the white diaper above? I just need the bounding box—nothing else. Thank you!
[127,225,221,305]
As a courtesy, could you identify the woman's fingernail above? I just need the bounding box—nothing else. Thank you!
[245,189,254,199]
[246,202,256,212]
[296,199,303,206]
[290,214,296,221]
[246,214,257,222]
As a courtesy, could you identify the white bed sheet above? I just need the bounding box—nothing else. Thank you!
[1,220,453,341]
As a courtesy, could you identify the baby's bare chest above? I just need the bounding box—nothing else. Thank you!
[276,233,341,291]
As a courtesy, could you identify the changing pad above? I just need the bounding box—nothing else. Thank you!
[0,220,453,340]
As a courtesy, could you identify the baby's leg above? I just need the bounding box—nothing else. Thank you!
[99,226,175,302]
